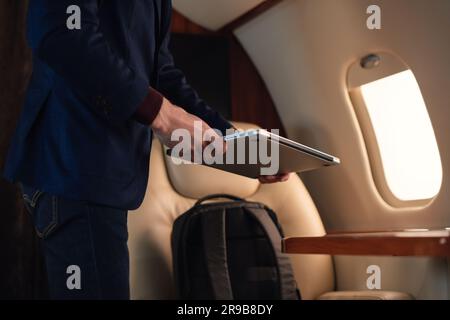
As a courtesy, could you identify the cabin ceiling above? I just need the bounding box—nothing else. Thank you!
[172,0,265,31]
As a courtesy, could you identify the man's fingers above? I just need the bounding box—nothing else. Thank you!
[259,176,276,183]
[258,173,291,184]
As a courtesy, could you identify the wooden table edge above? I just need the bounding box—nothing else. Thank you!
[282,232,450,257]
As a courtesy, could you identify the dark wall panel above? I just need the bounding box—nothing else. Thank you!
[170,34,232,120]
[0,0,48,299]
[170,10,286,134]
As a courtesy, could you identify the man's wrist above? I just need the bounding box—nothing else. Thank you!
[151,97,174,133]
[134,87,164,126]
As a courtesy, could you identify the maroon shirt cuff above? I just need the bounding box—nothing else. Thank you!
[134,87,164,125]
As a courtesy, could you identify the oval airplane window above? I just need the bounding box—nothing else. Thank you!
[348,53,443,206]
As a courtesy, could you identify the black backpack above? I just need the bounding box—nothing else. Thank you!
[171,194,301,300]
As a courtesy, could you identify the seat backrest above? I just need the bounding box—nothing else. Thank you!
[128,123,335,300]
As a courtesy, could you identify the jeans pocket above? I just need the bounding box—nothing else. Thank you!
[22,186,43,215]
[22,186,59,239]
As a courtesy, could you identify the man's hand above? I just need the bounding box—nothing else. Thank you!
[258,173,291,184]
[151,98,226,158]
[152,98,289,185]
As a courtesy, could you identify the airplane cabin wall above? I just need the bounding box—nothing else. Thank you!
[234,0,450,299]
[173,0,265,31]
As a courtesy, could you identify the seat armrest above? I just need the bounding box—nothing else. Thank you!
[317,291,414,300]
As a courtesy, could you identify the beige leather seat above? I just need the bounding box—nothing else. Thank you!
[128,122,413,300]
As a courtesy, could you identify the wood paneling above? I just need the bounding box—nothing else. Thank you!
[171,10,286,134]
[171,10,211,35]
[0,0,48,299]
[219,0,284,33]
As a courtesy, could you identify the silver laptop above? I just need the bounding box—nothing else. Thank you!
[167,129,340,179]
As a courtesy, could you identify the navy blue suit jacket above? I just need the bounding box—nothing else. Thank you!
[4,0,232,210]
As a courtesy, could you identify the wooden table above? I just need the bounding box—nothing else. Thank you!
[282,230,450,257]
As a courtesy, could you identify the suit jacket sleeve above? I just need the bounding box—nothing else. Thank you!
[156,12,233,135]
[30,0,150,125]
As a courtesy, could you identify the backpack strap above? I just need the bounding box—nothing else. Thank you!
[195,194,244,206]
[201,208,234,300]
[171,214,193,298]
[246,206,300,300]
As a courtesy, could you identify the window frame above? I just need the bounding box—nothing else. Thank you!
[347,52,442,208]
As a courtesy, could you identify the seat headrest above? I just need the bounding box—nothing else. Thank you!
[163,122,261,199]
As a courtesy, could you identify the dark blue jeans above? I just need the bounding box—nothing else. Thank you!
[21,185,130,300]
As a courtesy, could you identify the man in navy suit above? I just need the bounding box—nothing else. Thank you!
[4,0,288,299]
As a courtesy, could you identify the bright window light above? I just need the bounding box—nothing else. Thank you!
[360,70,442,201]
